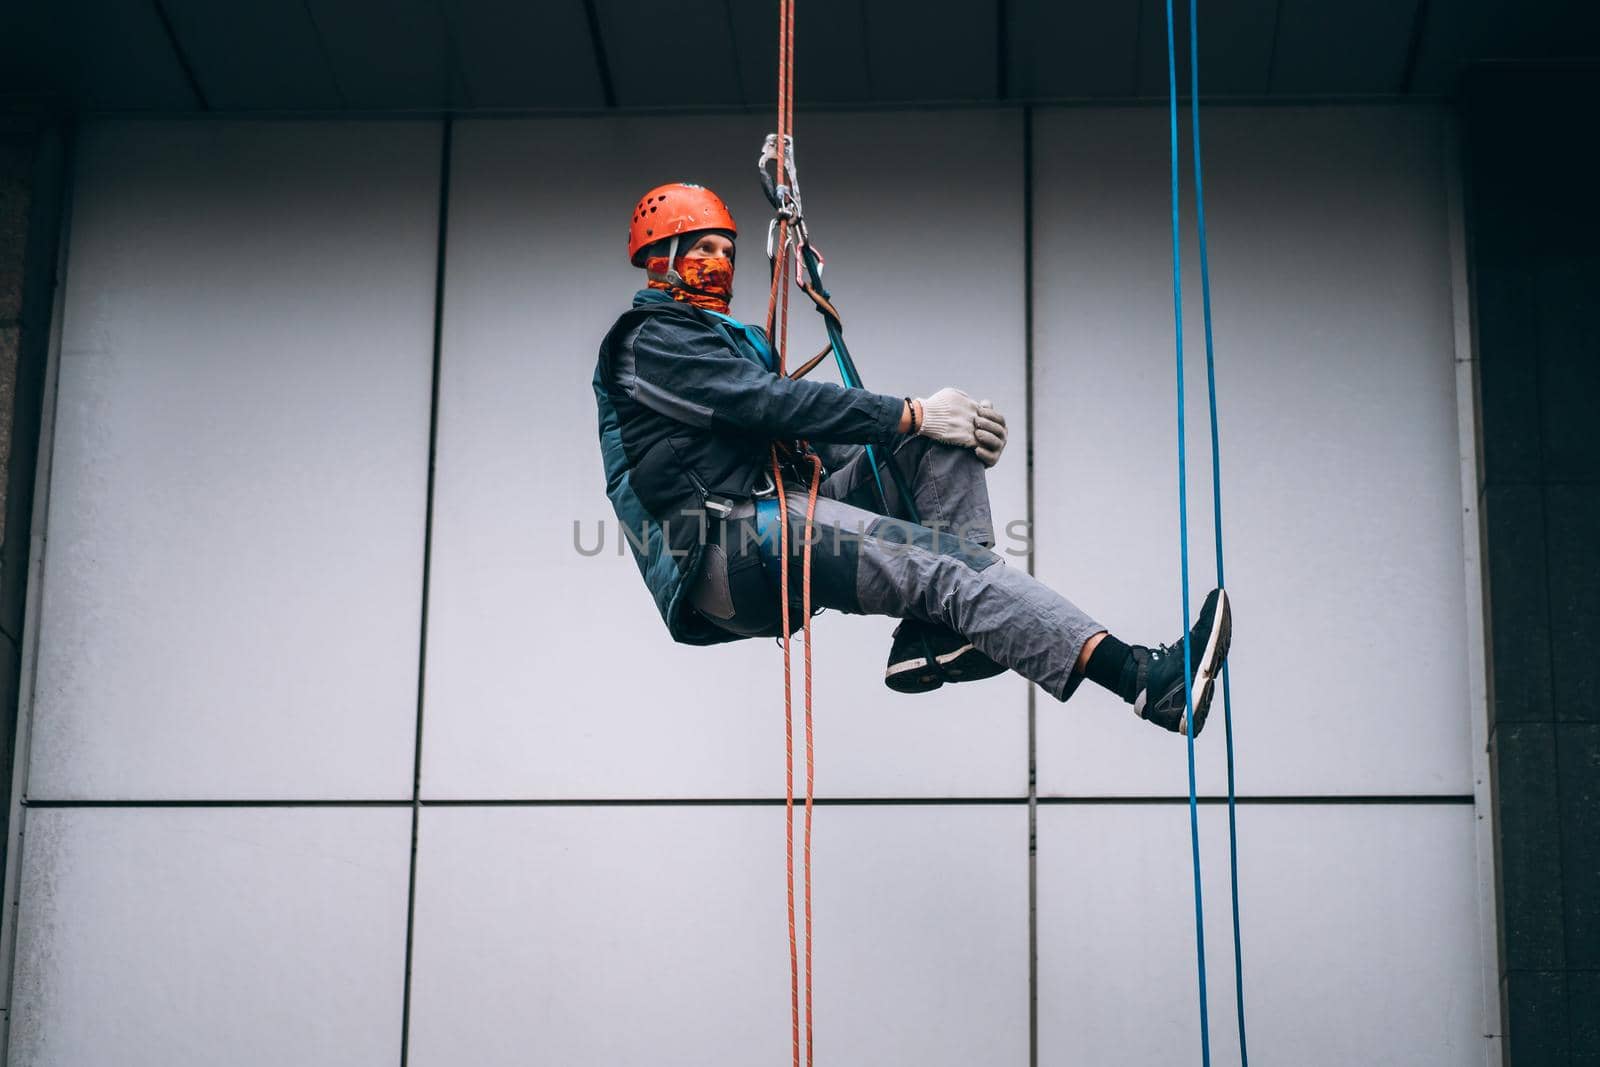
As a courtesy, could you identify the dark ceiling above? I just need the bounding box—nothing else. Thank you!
[2,0,1598,113]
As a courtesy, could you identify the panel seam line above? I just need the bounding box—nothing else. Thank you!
[397,115,452,1067]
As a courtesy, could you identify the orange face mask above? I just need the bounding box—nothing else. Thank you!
[645,255,734,313]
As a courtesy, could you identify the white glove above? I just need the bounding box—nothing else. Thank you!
[914,387,981,447]
[974,401,1007,467]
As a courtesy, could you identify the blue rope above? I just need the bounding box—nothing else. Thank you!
[1162,1,1209,1063]
[1186,0,1249,1059]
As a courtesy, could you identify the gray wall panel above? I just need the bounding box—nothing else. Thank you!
[10,807,411,1067]
[1031,106,1471,797]
[1037,803,1484,1065]
[13,106,1492,1066]
[407,804,1028,1065]
[31,120,440,799]
[424,111,1028,799]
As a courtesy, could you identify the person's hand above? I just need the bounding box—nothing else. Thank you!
[974,401,1007,467]
[914,387,981,447]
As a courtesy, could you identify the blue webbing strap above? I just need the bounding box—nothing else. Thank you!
[753,497,784,573]
[799,245,900,518]
[1187,0,1249,1059]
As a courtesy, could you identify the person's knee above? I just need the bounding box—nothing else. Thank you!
[914,552,993,627]
[917,435,986,479]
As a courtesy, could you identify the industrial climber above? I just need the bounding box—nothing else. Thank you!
[592,182,1233,733]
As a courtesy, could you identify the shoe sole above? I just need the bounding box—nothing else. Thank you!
[884,642,1008,694]
[1152,589,1232,735]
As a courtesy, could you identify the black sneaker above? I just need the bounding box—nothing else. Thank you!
[1132,588,1232,735]
[884,620,1008,694]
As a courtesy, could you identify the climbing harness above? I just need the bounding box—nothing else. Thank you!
[1163,0,1248,1063]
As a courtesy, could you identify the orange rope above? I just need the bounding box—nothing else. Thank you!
[770,450,799,1067]
[800,450,819,1067]
[785,0,797,136]
[768,2,816,1062]
[766,175,801,1067]
[770,441,822,1067]
[779,1,791,153]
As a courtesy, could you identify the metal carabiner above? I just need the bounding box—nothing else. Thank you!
[757,132,803,219]
[751,466,777,498]
[757,133,785,211]
[779,137,802,209]
[767,216,795,264]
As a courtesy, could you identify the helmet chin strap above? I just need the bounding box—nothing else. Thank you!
[662,234,684,286]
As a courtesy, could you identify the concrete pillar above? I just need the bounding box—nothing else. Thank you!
[0,110,66,885]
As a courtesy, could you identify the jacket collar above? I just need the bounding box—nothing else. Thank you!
[631,289,773,371]
[633,288,745,326]
[633,288,674,308]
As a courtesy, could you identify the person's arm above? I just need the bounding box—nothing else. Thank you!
[626,313,905,444]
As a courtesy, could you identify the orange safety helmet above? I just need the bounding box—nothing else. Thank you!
[628,183,737,266]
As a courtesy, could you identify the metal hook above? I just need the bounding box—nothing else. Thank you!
[757,132,803,219]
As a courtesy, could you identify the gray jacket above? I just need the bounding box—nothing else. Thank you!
[593,288,904,643]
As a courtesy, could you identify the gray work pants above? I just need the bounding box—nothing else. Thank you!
[690,437,1103,701]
